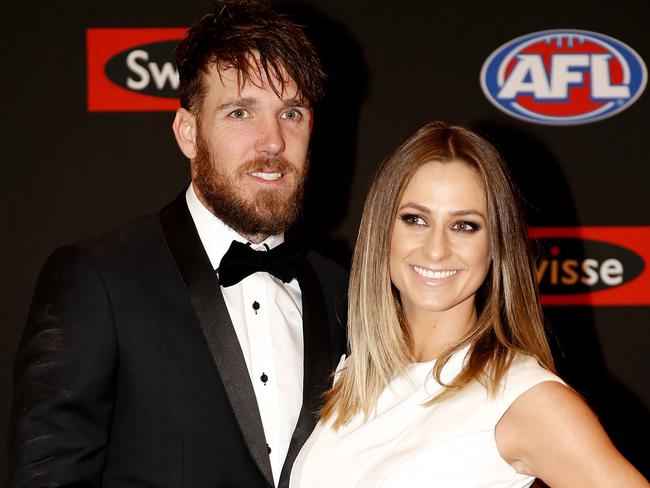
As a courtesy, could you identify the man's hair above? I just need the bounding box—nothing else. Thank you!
[320,121,555,428]
[175,0,326,113]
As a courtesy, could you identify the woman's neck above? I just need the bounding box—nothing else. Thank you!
[406,299,477,362]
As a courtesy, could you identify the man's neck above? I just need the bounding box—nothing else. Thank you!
[244,233,270,245]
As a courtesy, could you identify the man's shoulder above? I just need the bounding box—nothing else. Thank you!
[48,199,180,274]
[29,211,169,307]
[76,212,164,258]
[73,191,186,254]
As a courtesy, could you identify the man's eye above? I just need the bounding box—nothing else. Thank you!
[229,109,248,119]
[282,109,302,121]
[399,214,427,226]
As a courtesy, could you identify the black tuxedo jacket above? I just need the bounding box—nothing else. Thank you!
[8,193,348,487]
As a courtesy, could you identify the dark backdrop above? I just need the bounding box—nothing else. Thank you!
[3,0,648,481]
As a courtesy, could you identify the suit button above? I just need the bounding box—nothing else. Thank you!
[267,444,272,454]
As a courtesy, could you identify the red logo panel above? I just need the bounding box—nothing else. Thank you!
[87,28,186,112]
[529,226,650,306]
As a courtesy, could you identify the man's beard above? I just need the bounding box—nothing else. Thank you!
[193,135,308,238]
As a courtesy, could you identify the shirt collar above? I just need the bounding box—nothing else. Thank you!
[185,183,284,270]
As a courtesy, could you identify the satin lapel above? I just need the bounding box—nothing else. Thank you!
[278,258,331,488]
[159,193,274,487]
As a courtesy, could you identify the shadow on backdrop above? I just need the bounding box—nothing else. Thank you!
[474,121,649,478]
[280,1,369,268]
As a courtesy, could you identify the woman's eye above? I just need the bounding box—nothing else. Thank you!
[399,214,427,226]
[451,221,481,232]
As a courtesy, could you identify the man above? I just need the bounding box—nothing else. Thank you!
[8,1,347,486]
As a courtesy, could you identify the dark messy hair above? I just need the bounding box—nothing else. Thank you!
[175,0,326,113]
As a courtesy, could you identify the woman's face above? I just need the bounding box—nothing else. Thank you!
[389,160,491,324]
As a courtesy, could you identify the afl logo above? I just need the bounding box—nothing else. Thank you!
[480,29,647,125]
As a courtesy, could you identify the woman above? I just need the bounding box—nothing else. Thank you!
[290,122,647,487]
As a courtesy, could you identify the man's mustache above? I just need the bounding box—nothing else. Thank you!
[237,156,297,176]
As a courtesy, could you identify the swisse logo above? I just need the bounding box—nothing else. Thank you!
[105,41,180,98]
[87,28,186,111]
[529,227,650,306]
[536,239,643,294]
[480,30,647,125]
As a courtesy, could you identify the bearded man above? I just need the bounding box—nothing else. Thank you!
[8,2,347,487]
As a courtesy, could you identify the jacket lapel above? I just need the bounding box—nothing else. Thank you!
[278,258,332,488]
[159,193,274,487]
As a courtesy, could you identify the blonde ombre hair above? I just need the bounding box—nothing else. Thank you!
[321,121,555,428]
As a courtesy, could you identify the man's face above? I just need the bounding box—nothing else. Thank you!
[191,64,312,240]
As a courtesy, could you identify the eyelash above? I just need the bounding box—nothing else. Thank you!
[398,213,482,232]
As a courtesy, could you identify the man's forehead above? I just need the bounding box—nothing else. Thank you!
[203,63,304,102]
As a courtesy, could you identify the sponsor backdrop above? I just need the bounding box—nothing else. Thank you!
[3,0,649,479]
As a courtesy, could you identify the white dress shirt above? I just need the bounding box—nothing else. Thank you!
[186,184,303,486]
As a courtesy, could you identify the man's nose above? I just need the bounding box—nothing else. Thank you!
[255,117,286,156]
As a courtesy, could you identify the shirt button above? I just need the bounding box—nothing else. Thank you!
[260,372,269,385]
[252,301,260,314]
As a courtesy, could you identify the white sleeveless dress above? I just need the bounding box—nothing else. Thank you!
[290,347,564,488]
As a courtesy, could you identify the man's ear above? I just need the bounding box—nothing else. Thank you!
[172,108,197,159]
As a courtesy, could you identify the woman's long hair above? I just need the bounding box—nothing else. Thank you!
[321,121,555,428]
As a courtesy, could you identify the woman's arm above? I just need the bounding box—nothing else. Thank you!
[495,381,648,488]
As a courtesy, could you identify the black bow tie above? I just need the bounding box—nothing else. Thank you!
[217,240,304,287]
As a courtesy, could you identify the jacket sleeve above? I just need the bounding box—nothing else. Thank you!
[8,245,118,487]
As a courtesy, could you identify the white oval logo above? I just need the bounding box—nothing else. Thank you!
[480,29,647,125]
